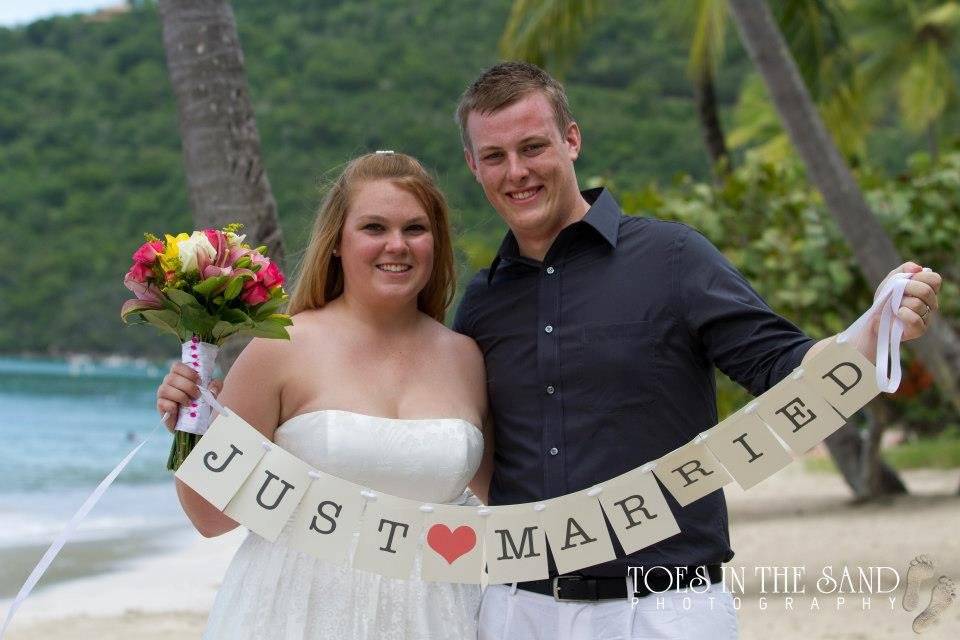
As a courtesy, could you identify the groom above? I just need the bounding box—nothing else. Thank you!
[452,61,942,639]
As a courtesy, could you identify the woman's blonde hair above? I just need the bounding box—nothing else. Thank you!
[287,152,455,322]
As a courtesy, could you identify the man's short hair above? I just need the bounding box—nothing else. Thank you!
[456,61,574,151]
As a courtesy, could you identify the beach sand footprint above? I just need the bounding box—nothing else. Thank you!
[912,576,957,633]
[903,555,935,611]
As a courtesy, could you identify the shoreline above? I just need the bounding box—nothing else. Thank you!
[0,525,189,600]
[2,528,246,637]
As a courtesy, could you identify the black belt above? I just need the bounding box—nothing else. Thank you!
[516,565,723,602]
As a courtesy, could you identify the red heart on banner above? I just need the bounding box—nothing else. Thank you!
[426,524,477,565]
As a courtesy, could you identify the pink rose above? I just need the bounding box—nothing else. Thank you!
[132,240,164,266]
[259,262,285,289]
[126,262,153,283]
[241,280,271,305]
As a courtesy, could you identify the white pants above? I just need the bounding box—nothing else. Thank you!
[478,581,739,640]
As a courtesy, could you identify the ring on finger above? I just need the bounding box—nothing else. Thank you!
[920,304,931,320]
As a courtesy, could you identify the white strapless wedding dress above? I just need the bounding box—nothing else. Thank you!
[203,409,484,640]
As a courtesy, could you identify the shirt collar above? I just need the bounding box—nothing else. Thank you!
[487,187,621,283]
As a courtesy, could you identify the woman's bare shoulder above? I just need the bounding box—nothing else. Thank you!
[427,319,484,371]
[237,308,334,364]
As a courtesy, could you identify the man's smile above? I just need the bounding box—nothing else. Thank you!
[506,186,543,202]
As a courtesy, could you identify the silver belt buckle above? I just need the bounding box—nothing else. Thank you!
[551,575,596,603]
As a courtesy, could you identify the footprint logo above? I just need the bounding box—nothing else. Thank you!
[913,576,957,634]
[903,555,935,612]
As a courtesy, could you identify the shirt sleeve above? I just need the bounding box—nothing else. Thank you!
[676,225,816,396]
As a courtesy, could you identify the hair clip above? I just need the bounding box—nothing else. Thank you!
[375,150,395,155]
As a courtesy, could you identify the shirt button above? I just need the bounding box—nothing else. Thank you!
[546,385,555,395]
[549,447,559,456]
[546,266,556,275]
[544,325,554,334]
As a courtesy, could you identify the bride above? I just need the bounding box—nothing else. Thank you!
[156,151,493,639]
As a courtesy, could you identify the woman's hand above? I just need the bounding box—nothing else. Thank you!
[156,362,223,431]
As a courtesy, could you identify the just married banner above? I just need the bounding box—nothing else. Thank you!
[0,272,916,636]
[175,337,881,584]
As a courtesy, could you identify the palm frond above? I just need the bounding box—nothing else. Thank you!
[687,0,729,80]
[499,0,606,74]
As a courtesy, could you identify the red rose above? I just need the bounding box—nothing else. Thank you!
[132,240,164,266]
[259,262,285,289]
[126,262,152,283]
[240,280,271,305]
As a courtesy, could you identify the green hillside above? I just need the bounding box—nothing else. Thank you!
[2,0,749,355]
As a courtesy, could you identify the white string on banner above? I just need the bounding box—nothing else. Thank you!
[0,416,169,639]
[0,382,223,639]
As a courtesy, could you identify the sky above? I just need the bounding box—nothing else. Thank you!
[0,0,120,27]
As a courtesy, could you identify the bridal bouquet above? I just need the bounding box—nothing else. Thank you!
[120,223,291,470]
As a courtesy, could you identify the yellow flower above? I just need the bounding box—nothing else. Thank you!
[160,233,190,272]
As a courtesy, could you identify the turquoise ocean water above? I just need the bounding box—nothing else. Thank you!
[0,356,190,551]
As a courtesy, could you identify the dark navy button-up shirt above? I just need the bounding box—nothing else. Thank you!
[454,188,815,576]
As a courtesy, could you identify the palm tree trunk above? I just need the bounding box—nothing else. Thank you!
[157,0,284,369]
[727,0,960,422]
[693,66,731,178]
[823,417,907,501]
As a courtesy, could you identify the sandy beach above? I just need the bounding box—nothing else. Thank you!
[3,463,958,639]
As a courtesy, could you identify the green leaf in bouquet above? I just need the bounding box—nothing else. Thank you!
[179,303,218,340]
[223,276,247,300]
[121,298,163,321]
[245,318,292,339]
[270,287,286,300]
[252,296,287,321]
[193,275,230,298]
[221,307,255,326]
[164,287,203,310]
[268,313,293,326]
[212,320,242,342]
[141,309,187,341]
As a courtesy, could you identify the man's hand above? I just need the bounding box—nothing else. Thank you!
[874,262,942,342]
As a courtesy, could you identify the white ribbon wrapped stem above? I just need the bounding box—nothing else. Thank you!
[175,337,220,435]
